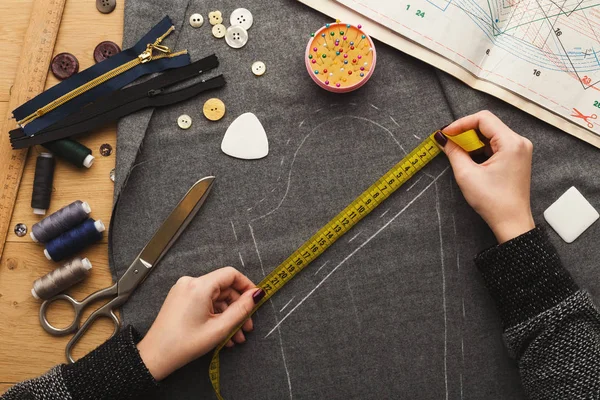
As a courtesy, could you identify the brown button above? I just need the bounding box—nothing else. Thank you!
[94,41,121,63]
[96,0,116,14]
[203,98,226,121]
[51,53,79,80]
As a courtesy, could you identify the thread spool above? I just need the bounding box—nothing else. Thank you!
[31,153,55,215]
[43,139,95,168]
[44,218,105,262]
[31,257,92,300]
[30,200,92,243]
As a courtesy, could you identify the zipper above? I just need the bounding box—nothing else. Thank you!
[17,25,186,127]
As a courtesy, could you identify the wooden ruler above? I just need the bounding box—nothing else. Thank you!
[0,0,66,260]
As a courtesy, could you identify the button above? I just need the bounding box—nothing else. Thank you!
[51,53,79,80]
[212,24,226,38]
[208,11,223,25]
[189,13,204,28]
[252,61,266,76]
[96,0,116,14]
[14,223,27,237]
[178,114,192,129]
[230,8,253,30]
[203,98,226,121]
[93,41,121,63]
[225,26,248,49]
[99,143,113,156]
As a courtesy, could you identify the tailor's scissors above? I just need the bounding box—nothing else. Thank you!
[39,176,215,363]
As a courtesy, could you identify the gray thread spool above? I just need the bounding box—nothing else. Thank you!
[30,200,91,243]
[31,257,92,300]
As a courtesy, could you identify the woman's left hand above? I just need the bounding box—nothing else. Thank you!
[137,267,265,381]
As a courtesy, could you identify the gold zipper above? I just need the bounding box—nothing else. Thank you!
[18,26,187,127]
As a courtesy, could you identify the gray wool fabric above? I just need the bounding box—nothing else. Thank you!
[109,1,600,399]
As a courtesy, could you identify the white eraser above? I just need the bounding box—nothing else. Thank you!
[544,186,599,243]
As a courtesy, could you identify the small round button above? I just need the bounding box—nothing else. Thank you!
[203,98,226,121]
[178,114,192,129]
[212,24,226,38]
[252,61,266,76]
[93,41,121,63]
[208,11,223,25]
[189,13,204,28]
[230,8,253,30]
[225,26,248,49]
[96,0,116,14]
[51,53,79,80]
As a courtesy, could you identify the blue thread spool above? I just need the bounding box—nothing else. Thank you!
[44,218,105,262]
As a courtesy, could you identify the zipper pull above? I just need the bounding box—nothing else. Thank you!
[138,43,172,64]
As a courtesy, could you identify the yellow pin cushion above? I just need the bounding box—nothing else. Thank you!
[305,22,376,93]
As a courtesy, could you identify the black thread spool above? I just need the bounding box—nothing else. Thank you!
[31,153,55,215]
[42,139,95,168]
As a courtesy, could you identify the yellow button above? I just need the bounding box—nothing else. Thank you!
[203,98,226,121]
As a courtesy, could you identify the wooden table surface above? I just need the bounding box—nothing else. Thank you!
[0,0,123,391]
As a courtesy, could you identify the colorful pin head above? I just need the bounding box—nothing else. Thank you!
[305,21,376,93]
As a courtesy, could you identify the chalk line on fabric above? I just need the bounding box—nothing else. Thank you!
[249,224,293,399]
[230,220,238,242]
[434,181,449,400]
[314,261,330,276]
[264,168,449,339]
[406,176,424,192]
[280,297,296,312]
[348,231,362,243]
[379,209,390,218]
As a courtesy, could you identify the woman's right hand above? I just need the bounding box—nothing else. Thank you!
[434,110,535,243]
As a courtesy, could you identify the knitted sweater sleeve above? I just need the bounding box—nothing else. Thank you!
[475,226,600,399]
[1,325,157,400]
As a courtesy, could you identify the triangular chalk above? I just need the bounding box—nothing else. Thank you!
[221,112,269,160]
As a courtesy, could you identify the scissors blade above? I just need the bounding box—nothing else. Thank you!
[138,176,215,267]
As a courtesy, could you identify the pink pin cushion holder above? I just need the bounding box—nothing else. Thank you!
[305,22,377,93]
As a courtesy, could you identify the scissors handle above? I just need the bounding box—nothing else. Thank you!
[64,303,120,363]
[39,285,117,336]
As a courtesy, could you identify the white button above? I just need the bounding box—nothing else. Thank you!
[189,13,204,28]
[252,61,266,76]
[208,11,223,25]
[225,26,248,49]
[230,8,253,30]
[212,24,226,38]
[178,114,192,129]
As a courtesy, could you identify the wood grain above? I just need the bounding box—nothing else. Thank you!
[0,0,123,385]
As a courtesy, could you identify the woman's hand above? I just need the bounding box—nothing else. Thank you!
[434,110,535,243]
[136,267,265,381]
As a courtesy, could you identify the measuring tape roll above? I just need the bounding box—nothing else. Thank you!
[209,129,484,399]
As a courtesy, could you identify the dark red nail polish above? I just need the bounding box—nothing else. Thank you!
[252,288,265,304]
[434,131,448,147]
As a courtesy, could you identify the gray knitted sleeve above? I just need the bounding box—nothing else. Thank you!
[476,227,600,399]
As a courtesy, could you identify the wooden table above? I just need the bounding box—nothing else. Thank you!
[0,0,123,391]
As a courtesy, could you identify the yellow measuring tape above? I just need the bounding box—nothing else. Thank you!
[209,129,484,399]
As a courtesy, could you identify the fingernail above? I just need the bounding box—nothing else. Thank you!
[434,130,448,147]
[252,288,265,304]
[440,124,449,131]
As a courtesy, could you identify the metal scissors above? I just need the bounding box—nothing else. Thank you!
[39,176,215,363]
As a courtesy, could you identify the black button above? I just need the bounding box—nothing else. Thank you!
[94,41,121,63]
[96,0,116,14]
[51,53,79,80]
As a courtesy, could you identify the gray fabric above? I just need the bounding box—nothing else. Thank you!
[110,1,600,399]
